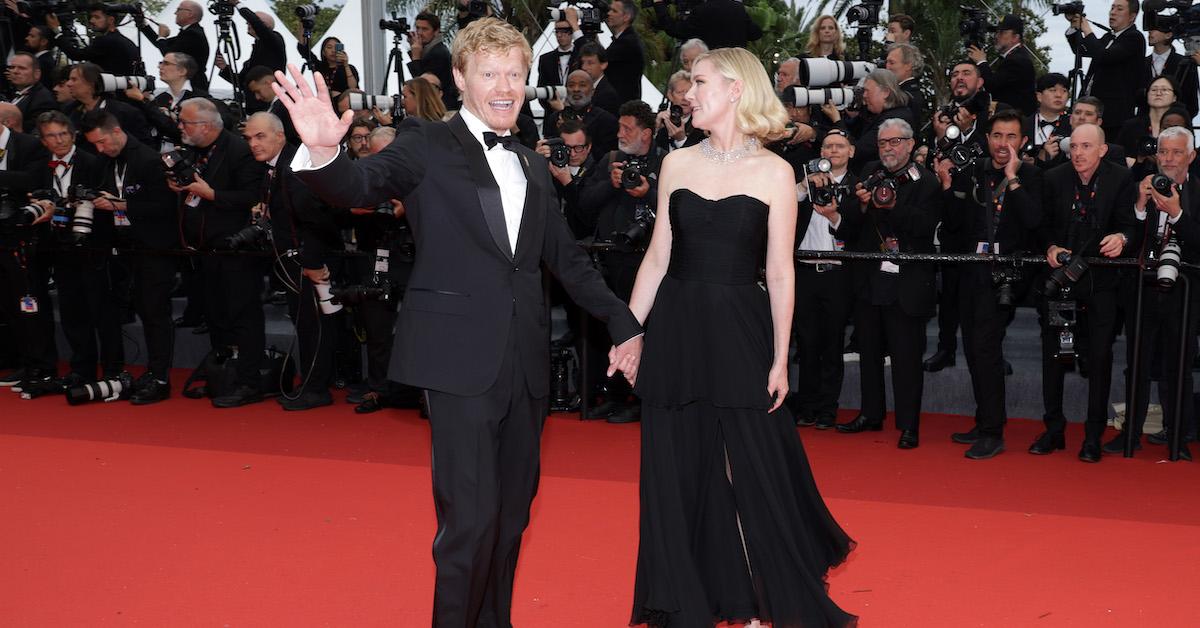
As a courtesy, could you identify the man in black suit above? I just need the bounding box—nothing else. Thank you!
[245,66,299,145]
[542,69,618,156]
[81,110,179,403]
[537,119,596,238]
[650,0,763,49]
[653,70,704,153]
[603,0,645,104]
[1142,24,1199,117]
[168,97,268,408]
[138,0,210,94]
[847,69,915,174]
[271,19,642,627]
[216,1,286,112]
[46,5,139,74]
[407,12,459,111]
[1028,72,1072,160]
[970,14,1036,116]
[535,17,581,109]
[1034,96,1128,168]
[1035,124,1138,462]
[835,118,940,448]
[936,109,1044,459]
[63,62,152,151]
[885,43,927,123]
[125,52,207,151]
[578,42,622,117]
[24,25,63,90]
[4,53,58,133]
[1067,0,1149,138]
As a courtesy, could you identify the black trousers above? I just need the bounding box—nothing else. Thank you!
[959,270,1010,438]
[855,299,926,430]
[1039,280,1118,441]
[179,257,205,323]
[56,251,123,378]
[792,264,852,419]
[0,249,57,372]
[133,253,176,380]
[281,262,335,393]
[201,255,265,388]
[1123,280,1200,440]
[936,265,961,354]
[424,330,547,628]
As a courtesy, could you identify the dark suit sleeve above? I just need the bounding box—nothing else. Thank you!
[294,120,427,210]
[123,147,175,226]
[284,171,339,269]
[1039,168,1064,250]
[577,151,619,224]
[651,3,686,40]
[0,136,50,194]
[1010,167,1044,233]
[211,142,264,212]
[1082,29,1145,65]
[892,176,940,252]
[1111,173,1139,245]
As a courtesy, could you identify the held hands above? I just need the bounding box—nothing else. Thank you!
[767,363,788,413]
[608,335,643,385]
[272,64,355,163]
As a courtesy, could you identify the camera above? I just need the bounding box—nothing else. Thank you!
[0,191,52,228]
[61,185,99,245]
[959,7,996,49]
[621,155,652,190]
[65,371,134,405]
[544,138,571,168]
[379,14,409,34]
[1152,173,1176,196]
[1052,1,1085,15]
[162,149,197,187]
[560,106,585,123]
[1138,136,1159,158]
[797,58,876,88]
[783,86,864,109]
[845,0,883,24]
[525,86,567,101]
[101,2,142,17]
[862,169,912,209]
[1156,238,1183,289]
[616,206,656,250]
[805,157,832,175]
[1046,299,1079,363]
[293,4,319,19]
[811,183,849,207]
[221,219,270,250]
[13,0,85,20]
[208,0,236,17]
[666,103,684,127]
[1043,251,1090,296]
[936,125,985,172]
[991,265,1024,307]
[550,2,604,35]
[329,283,388,305]
[347,93,402,113]
[100,73,154,93]
[549,342,579,412]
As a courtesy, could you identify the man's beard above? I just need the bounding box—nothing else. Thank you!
[881,153,907,171]
[618,137,645,155]
[567,94,591,109]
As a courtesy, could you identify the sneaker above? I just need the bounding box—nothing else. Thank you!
[0,368,27,387]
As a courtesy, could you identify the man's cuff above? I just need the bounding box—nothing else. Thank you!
[291,144,341,172]
[1135,206,1147,221]
[1169,211,1182,224]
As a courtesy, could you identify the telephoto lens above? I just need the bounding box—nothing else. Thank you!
[65,372,134,405]
[524,86,566,101]
[1156,240,1183,289]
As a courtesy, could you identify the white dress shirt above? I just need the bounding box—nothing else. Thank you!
[50,146,76,196]
[0,127,10,171]
[1151,49,1171,77]
[798,171,847,265]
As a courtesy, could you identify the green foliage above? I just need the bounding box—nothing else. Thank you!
[272,0,342,44]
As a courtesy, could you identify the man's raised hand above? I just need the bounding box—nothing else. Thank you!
[272,63,354,163]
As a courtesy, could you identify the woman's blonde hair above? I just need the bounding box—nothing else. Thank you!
[451,18,532,73]
[806,15,846,59]
[404,77,447,121]
[693,48,789,142]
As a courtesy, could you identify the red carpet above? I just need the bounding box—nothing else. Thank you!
[2,388,1200,626]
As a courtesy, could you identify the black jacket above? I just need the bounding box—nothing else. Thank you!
[141,22,210,93]
[592,77,622,117]
[35,147,110,247]
[653,117,705,153]
[178,129,266,249]
[1070,27,1149,129]
[553,153,598,239]
[603,28,644,105]
[941,161,1043,258]
[407,40,458,111]
[849,106,916,174]
[55,29,139,74]
[294,114,642,396]
[266,144,341,269]
[978,44,1036,116]
[1040,160,1139,289]
[1141,50,1199,118]
[220,8,287,106]
[9,83,59,134]
[65,98,151,152]
[542,105,618,157]
[1132,176,1200,266]
[100,135,178,249]
[651,0,763,49]
[537,47,578,89]
[898,78,926,124]
[0,130,50,196]
[580,147,663,246]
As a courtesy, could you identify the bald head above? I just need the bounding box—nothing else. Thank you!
[177,0,202,25]
[256,11,274,29]
[1070,123,1105,146]
[1068,123,1108,177]
[0,103,23,132]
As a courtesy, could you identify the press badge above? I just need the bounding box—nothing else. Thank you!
[114,210,131,227]
[833,238,845,252]
[19,295,38,314]
[881,237,900,274]
[185,193,202,207]
[976,242,990,254]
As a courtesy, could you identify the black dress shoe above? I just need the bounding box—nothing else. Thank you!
[192,322,209,335]
[951,426,980,444]
[814,415,837,430]
[1102,434,1141,455]
[923,349,956,372]
[585,399,621,420]
[1147,430,1169,446]
[965,436,1005,459]
[0,368,27,387]
[1176,444,1193,462]
[212,385,263,408]
[355,396,384,414]
[606,404,640,424]
[898,430,919,449]
[836,415,883,433]
[1078,440,1102,463]
[173,316,203,328]
[281,391,333,411]
[130,379,170,405]
[1028,431,1066,455]
[795,414,817,427]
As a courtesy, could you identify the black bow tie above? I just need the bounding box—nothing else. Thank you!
[483,132,518,151]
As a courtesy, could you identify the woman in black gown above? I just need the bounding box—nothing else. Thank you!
[616,48,857,627]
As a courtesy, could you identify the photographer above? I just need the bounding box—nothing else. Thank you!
[1143,19,1199,117]
[1036,96,1128,169]
[679,38,706,73]
[63,62,151,151]
[578,100,663,422]
[168,97,267,408]
[789,129,859,429]
[969,14,1036,116]
[406,12,458,112]
[1107,126,1200,459]
[885,13,914,46]
[123,52,205,151]
[5,52,58,133]
[1066,0,1149,137]
[245,65,298,145]
[46,4,139,75]
[538,119,595,238]
[603,0,645,104]
[1035,123,1138,462]
[651,0,762,50]
[242,112,341,410]
[885,44,926,123]
[1117,75,1180,167]
[578,42,622,117]
[935,109,1044,459]
[1029,73,1071,162]
[24,25,64,90]
[296,37,359,106]
[139,0,210,93]
[215,0,286,112]
[833,118,940,449]
[80,110,178,403]
[847,69,913,174]
[537,14,583,101]
[775,57,799,94]
[543,69,618,157]
[653,70,702,152]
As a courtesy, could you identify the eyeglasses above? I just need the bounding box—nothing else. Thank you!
[349,134,370,142]
[554,27,572,34]
[1149,87,1175,94]
[177,119,208,127]
[565,144,590,153]
[158,60,178,66]
[877,136,911,148]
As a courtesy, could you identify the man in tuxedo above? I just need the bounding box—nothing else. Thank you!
[126,52,207,151]
[835,118,941,448]
[653,70,704,153]
[1035,124,1138,462]
[1142,24,1199,117]
[81,110,179,403]
[271,18,642,627]
[1028,72,1072,162]
[138,0,210,94]
[651,0,763,49]
[4,53,58,133]
[885,43,927,123]
[542,69,618,156]
[46,5,139,75]
[536,17,580,99]
[1067,0,1149,138]
[245,66,299,145]
[216,1,286,112]
[407,12,459,111]
[63,62,152,151]
[970,14,1036,116]
[935,109,1044,459]
[603,0,645,104]
[24,25,63,90]
[579,43,622,117]
[1034,96,1128,168]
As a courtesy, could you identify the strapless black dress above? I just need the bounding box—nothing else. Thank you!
[630,189,857,628]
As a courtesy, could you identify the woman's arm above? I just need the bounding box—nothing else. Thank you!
[626,151,679,325]
[764,158,798,411]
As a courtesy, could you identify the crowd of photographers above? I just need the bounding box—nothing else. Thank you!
[2,0,1200,462]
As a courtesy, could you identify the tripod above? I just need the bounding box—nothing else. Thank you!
[211,15,244,108]
[379,29,407,95]
[299,17,315,73]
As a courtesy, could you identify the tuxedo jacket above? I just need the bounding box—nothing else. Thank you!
[899,78,926,124]
[848,106,915,175]
[941,161,1044,258]
[266,144,341,269]
[141,22,210,93]
[603,29,644,105]
[1141,50,1199,118]
[55,30,139,74]
[0,131,51,195]
[102,135,178,250]
[65,98,151,152]
[1040,160,1139,289]
[979,45,1036,116]
[295,114,642,396]
[9,83,58,134]
[537,48,578,89]
[836,160,941,317]
[593,77,622,117]
[178,130,266,249]
[542,105,618,157]
[34,148,111,247]
[407,40,458,111]
[1070,27,1149,127]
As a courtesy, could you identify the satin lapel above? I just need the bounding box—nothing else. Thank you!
[512,146,540,259]
[447,114,512,260]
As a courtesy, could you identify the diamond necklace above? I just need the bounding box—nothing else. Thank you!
[698,137,759,164]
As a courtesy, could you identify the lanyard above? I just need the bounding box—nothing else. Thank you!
[51,160,73,198]
[113,161,127,199]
